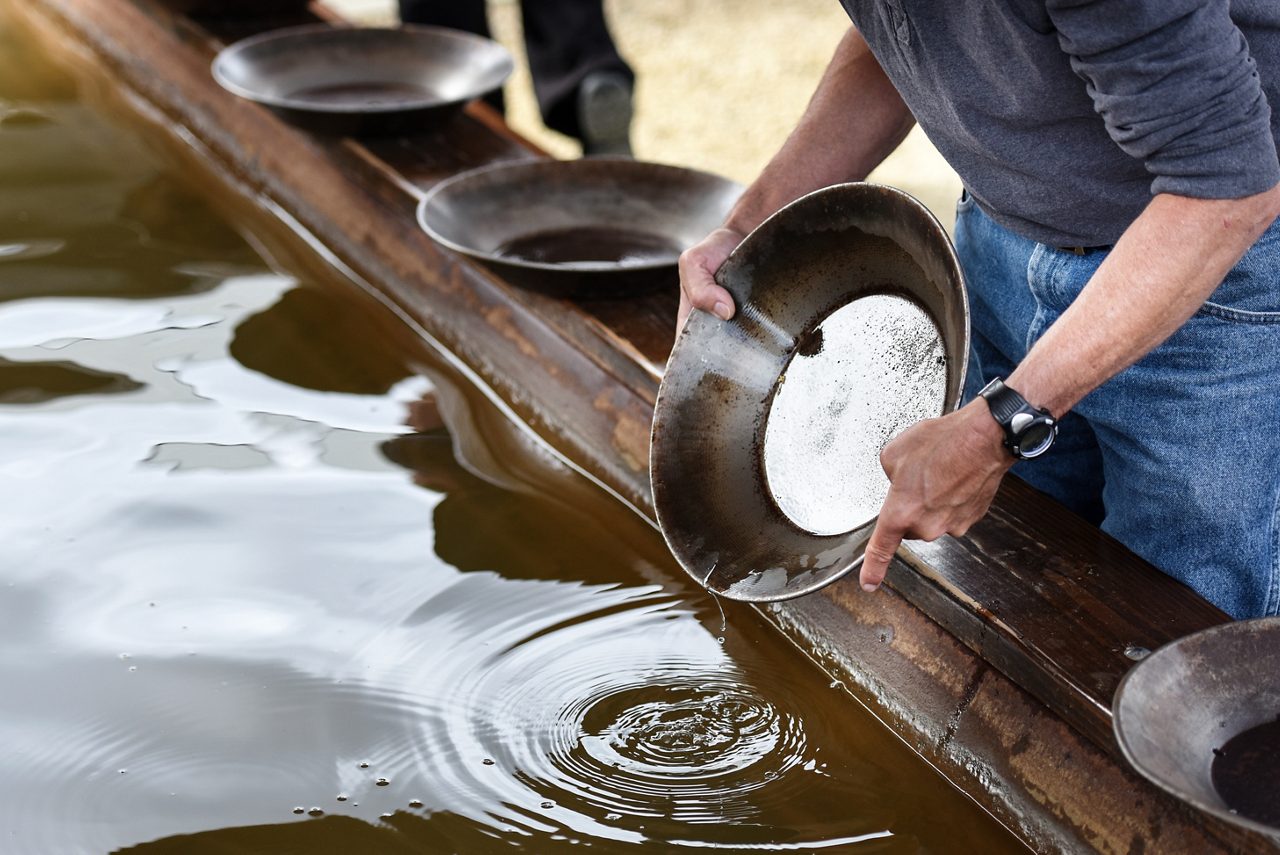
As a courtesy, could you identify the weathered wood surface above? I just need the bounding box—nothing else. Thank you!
[19,0,1270,850]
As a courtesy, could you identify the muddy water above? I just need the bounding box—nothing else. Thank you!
[495,226,683,267]
[0,19,1025,855]
[1212,717,1280,827]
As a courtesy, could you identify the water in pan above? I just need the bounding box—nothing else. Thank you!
[0,13,1024,855]
[285,81,443,108]
[1211,715,1280,828]
[495,226,683,268]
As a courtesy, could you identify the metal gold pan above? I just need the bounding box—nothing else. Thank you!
[651,183,969,601]
[1113,617,1280,842]
[418,158,742,298]
[212,24,513,136]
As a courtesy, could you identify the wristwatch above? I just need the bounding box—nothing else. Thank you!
[978,377,1058,459]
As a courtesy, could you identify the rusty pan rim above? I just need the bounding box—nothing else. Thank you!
[211,23,514,116]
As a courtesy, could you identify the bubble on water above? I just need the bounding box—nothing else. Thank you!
[358,761,370,769]
[335,794,348,802]
[117,769,127,774]
[408,799,423,808]
[292,807,305,815]
[118,653,131,660]
[541,801,555,810]
[481,758,495,766]
[605,812,622,821]
[375,777,390,787]
[307,807,324,817]
[716,637,725,645]
[380,812,393,820]
[128,666,137,672]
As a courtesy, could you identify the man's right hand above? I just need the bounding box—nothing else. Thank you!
[676,227,745,330]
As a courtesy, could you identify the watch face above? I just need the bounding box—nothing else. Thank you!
[1018,421,1056,458]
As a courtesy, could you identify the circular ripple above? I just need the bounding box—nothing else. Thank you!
[563,680,807,822]
[357,572,830,845]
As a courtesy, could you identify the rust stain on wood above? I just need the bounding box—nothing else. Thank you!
[593,389,649,472]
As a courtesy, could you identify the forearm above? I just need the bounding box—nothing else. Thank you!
[1008,185,1280,416]
[723,26,915,235]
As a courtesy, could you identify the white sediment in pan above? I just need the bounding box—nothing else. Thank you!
[761,293,947,537]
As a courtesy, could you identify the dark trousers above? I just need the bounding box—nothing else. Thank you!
[398,0,633,141]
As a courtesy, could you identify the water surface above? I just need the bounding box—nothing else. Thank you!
[0,14,1024,854]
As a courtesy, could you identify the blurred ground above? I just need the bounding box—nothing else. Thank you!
[328,0,962,228]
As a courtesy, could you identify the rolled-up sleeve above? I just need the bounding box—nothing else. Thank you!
[1047,0,1280,199]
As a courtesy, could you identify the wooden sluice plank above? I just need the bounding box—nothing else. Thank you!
[17,0,1271,850]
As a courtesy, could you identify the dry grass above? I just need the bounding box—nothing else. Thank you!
[327,0,961,227]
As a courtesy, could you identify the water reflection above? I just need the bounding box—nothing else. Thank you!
[0,355,141,403]
[0,13,1024,855]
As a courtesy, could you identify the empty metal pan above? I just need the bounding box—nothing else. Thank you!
[212,24,513,135]
[417,158,742,298]
[650,183,969,601]
[1113,617,1280,841]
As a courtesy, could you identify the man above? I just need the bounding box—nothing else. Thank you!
[399,0,634,155]
[679,1,1280,619]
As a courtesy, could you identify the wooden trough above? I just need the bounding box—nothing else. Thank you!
[10,0,1272,851]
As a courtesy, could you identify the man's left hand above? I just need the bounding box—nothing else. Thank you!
[859,399,1014,592]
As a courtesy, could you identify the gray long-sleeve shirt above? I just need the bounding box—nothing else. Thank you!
[838,0,1280,247]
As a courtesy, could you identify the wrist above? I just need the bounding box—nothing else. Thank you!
[959,399,1012,464]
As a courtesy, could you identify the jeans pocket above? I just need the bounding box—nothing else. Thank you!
[1197,221,1280,324]
[1198,299,1280,324]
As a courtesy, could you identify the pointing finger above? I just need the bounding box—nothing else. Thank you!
[860,513,906,593]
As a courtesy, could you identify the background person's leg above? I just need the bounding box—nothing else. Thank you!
[397,0,504,113]
[519,0,634,153]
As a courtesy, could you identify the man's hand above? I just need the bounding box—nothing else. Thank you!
[859,399,1013,592]
[676,227,744,330]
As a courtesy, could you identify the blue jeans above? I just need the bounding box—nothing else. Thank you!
[955,193,1280,619]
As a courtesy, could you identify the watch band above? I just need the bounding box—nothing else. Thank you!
[980,378,1028,424]
[979,377,1058,459]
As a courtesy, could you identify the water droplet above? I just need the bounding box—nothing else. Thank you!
[829,679,844,690]
[292,807,305,815]
[308,807,324,817]
[605,812,622,821]
[481,758,495,766]
[375,777,390,787]
[716,636,725,644]
[358,761,370,769]
[335,794,348,802]
[408,799,423,808]
[541,801,555,810]
[765,771,778,780]
[380,812,393,819]
[118,769,127,775]
[1123,644,1151,661]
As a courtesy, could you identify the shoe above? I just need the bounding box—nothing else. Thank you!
[577,70,633,157]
